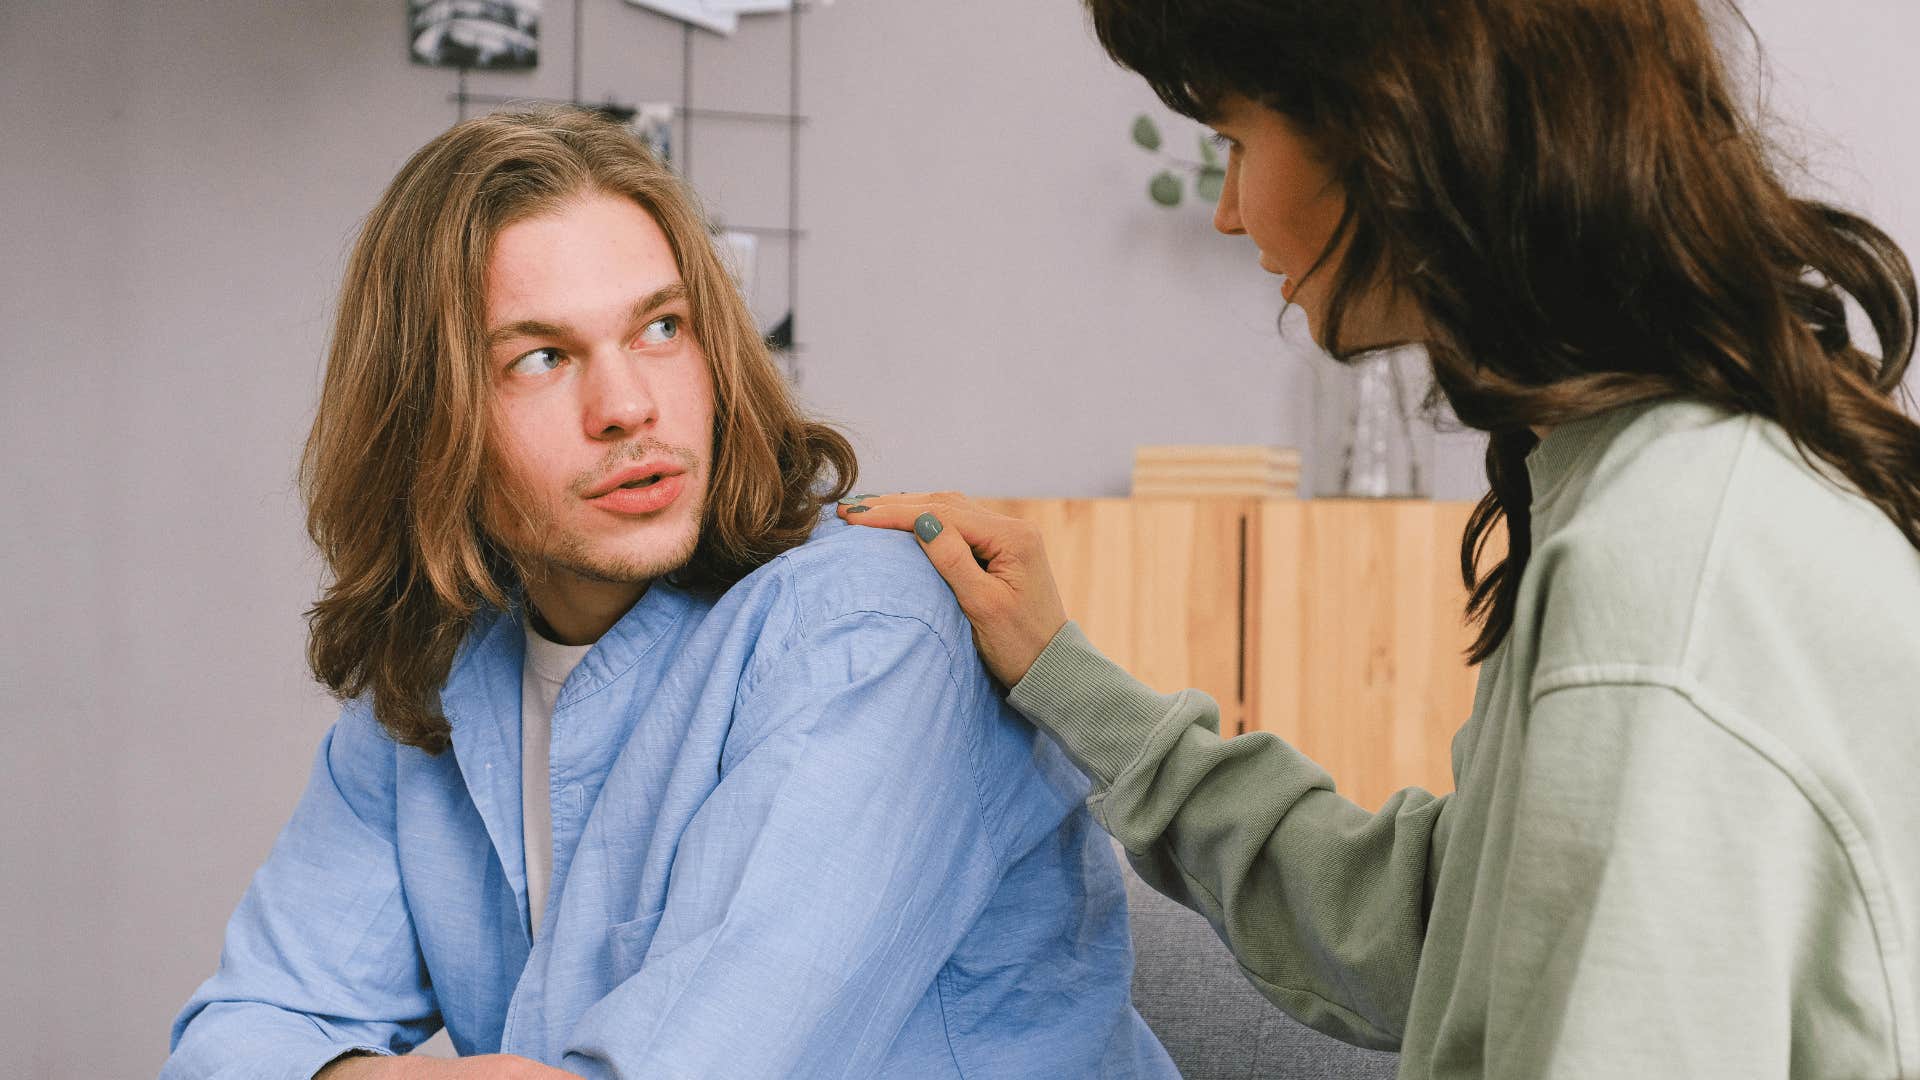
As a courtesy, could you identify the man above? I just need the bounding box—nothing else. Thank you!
[161,107,1177,1079]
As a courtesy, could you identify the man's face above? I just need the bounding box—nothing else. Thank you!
[480,191,715,604]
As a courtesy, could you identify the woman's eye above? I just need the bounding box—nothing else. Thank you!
[636,315,681,346]
[507,347,562,376]
[1207,131,1234,151]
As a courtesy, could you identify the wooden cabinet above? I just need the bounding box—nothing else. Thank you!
[974,499,1501,811]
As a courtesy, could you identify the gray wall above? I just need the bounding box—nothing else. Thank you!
[3,1,1915,1076]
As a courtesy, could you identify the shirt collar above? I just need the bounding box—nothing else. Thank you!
[558,578,697,705]
[435,574,698,935]
[440,602,534,937]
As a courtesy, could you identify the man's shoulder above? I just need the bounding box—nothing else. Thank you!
[737,507,970,639]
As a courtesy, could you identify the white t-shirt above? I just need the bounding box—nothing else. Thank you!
[520,617,592,941]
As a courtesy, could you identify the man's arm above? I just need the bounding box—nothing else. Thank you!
[558,609,1009,1079]
[162,702,441,1080]
[316,1052,581,1079]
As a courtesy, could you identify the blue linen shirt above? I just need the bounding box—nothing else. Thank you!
[163,509,1177,1080]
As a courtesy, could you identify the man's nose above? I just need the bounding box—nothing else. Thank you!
[582,347,658,439]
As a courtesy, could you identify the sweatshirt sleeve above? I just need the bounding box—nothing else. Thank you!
[1007,621,1445,1049]
[1481,679,1889,1079]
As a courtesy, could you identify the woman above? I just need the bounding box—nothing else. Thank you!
[841,0,1920,1076]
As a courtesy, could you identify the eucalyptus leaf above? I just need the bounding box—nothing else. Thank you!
[1199,134,1220,167]
[1149,171,1183,207]
[1131,114,1163,152]
[1196,166,1226,203]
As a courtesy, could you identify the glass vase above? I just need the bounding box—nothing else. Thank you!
[1309,346,1435,499]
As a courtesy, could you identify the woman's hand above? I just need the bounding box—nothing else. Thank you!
[836,492,1068,688]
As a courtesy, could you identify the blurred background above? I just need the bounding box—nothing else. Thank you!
[2,0,1915,1075]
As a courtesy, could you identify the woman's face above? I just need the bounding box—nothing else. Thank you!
[1208,94,1425,350]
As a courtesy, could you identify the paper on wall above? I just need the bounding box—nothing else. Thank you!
[621,0,834,34]
[717,230,760,302]
[704,1,840,11]
[620,0,739,34]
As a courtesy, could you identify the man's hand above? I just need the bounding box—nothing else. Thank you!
[315,1052,585,1079]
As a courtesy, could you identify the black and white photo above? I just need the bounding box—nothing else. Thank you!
[409,0,539,69]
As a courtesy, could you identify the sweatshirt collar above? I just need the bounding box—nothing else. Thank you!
[1525,398,1666,511]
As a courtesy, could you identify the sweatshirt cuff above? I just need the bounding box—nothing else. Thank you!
[1007,621,1192,785]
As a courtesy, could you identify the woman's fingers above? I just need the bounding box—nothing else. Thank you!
[837,490,964,513]
[837,492,1068,687]
[909,507,1022,619]
[836,497,998,602]
[834,492,937,529]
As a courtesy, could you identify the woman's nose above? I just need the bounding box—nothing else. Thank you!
[1213,157,1245,236]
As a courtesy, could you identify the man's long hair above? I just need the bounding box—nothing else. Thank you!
[1088,0,1918,664]
[300,106,855,752]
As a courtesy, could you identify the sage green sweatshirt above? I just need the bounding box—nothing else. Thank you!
[1008,397,1920,1079]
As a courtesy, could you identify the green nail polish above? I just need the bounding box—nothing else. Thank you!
[837,496,863,506]
[914,512,943,543]
[846,505,870,514]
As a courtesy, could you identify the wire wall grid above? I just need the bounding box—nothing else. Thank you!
[448,0,815,384]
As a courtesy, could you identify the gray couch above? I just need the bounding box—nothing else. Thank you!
[1122,848,1401,1080]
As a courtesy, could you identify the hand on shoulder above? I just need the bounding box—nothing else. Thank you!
[836,492,1069,688]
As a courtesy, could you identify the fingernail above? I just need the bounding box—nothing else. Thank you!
[914,512,943,544]
[837,496,863,506]
[846,505,870,514]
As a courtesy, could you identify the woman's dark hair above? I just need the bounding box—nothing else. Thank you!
[1087,0,1918,663]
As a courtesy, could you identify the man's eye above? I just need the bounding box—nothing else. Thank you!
[637,315,681,346]
[507,347,562,376]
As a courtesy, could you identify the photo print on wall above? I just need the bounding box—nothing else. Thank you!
[410,0,541,69]
[634,103,676,167]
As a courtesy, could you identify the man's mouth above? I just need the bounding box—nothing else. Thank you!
[588,468,689,515]
[586,458,691,500]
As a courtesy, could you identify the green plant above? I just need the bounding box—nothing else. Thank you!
[1131,114,1225,208]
